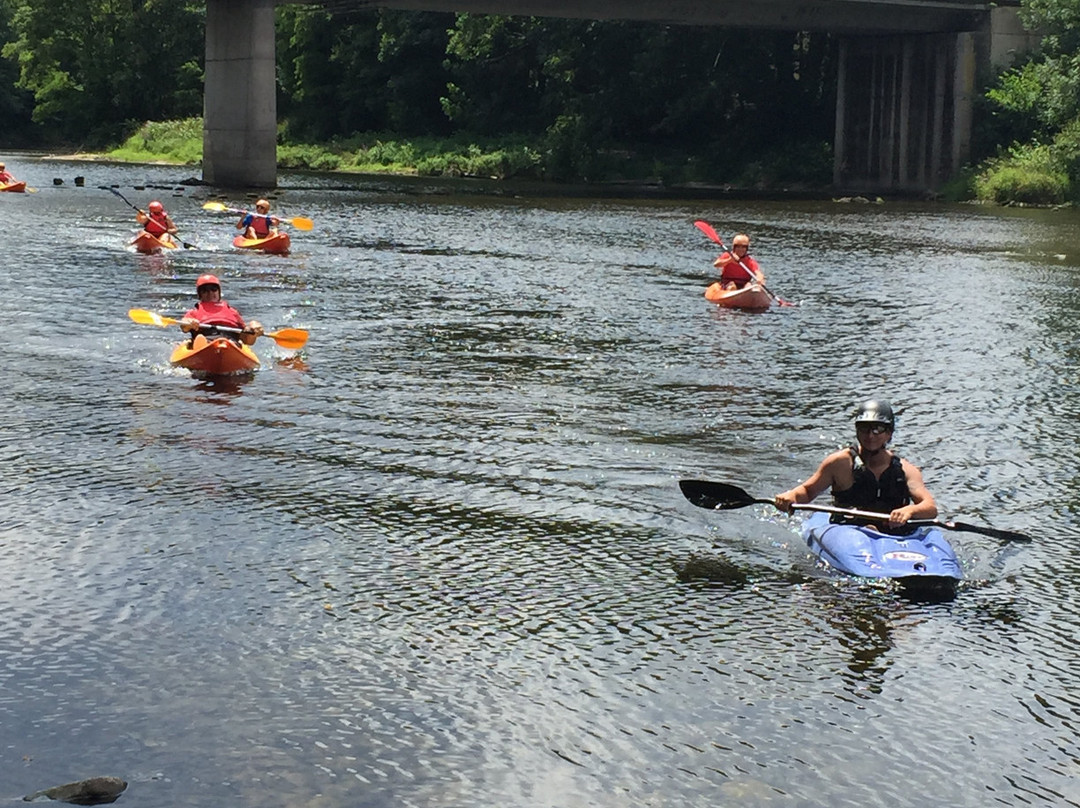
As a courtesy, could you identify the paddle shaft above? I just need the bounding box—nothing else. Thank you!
[203,201,312,230]
[128,309,308,349]
[679,479,1031,543]
[694,220,794,307]
[788,502,1028,542]
[709,494,920,522]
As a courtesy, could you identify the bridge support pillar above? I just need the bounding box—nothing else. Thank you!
[203,0,277,188]
[833,32,975,193]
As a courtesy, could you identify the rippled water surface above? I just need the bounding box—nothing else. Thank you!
[3,154,1080,807]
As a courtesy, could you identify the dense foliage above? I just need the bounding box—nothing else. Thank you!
[274,9,838,184]
[0,0,203,144]
[0,2,836,186]
[975,0,1080,203]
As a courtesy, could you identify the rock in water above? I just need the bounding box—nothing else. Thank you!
[23,776,127,805]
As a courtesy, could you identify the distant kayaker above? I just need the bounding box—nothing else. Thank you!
[135,200,179,246]
[180,274,263,345]
[773,400,939,531]
[0,162,16,184]
[237,198,280,240]
[713,233,764,289]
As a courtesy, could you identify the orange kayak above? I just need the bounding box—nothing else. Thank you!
[233,232,290,254]
[169,335,260,376]
[0,181,26,193]
[130,231,178,254]
[705,282,772,311]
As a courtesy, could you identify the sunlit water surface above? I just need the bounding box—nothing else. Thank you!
[2,155,1080,807]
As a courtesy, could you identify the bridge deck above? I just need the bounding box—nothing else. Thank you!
[298,0,1009,34]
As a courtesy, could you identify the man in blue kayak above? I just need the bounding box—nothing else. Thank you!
[773,400,938,531]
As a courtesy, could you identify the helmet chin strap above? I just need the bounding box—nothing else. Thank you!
[858,441,888,458]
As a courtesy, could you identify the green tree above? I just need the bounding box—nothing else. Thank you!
[2,0,203,145]
[440,16,834,182]
[278,7,453,142]
[978,0,1080,201]
[0,0,34,143]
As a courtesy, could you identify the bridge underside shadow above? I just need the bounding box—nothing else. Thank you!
[835,34,974,194]
[202,0,1032,192]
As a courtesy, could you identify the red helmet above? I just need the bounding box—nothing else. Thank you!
[148,200,164,213]
[196,274,221,291]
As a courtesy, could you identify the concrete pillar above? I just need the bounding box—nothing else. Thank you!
[930,38,946,184]
[951,32,975,178]
[203,0,278,188]
[898,40,912,187]
[833,39,848,187]
[989,6,1040,70]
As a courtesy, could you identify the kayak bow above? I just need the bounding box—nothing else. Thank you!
[0,181,27,193]
[705,281,772,311]
[802,511,962,590]
[130,231,178,254]
[169,335,260,376]
[232,232,291,254]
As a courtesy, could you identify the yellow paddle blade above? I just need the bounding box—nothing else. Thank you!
[128,308,179,328]
[284,216,314,231]
[267,328,309,350]
[202,201,228,212]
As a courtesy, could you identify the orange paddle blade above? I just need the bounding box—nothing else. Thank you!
[283,216,313,231]
[128,308,179,327]
[266,328,309,350]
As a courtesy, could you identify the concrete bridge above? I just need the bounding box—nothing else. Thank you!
[204,0,1037,192]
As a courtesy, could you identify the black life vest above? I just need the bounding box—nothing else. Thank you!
[831,445,910,519]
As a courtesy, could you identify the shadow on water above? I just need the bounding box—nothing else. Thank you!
[188,372,255,399]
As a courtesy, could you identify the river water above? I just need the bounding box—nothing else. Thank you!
[2,153,1079,807]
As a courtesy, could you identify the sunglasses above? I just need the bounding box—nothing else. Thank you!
[198,286,221,294]
[856,423,890,435]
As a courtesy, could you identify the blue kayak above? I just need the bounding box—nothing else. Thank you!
[801,511,963,586]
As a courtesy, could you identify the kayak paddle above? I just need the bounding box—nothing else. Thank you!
[679,480,1032,543]
[100,185,198,249]
[128,308,309,350]
[693,220,796,307]
[201,201,314,231]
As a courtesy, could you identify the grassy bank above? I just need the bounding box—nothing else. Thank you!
[107,117,833,190]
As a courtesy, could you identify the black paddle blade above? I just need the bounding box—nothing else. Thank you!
[946,520,1032,544]
[679,480,766,510]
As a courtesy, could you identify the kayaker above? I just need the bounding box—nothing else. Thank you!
[713,233,764,289]
[0,162,16,184]
[180,274,264,345]
[237,198,280,240]
[135,201,179,246]
[773,400,939,531]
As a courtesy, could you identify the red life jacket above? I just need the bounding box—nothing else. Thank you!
[183,300,245,330]
[144,210,170,237]
[246,214,273,238]
[718,253,761,287]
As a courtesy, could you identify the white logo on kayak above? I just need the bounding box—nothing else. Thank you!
[884,550,928,562]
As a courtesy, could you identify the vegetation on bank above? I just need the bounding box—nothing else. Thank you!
[965,0,1080,204]
[109,117,833,189]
